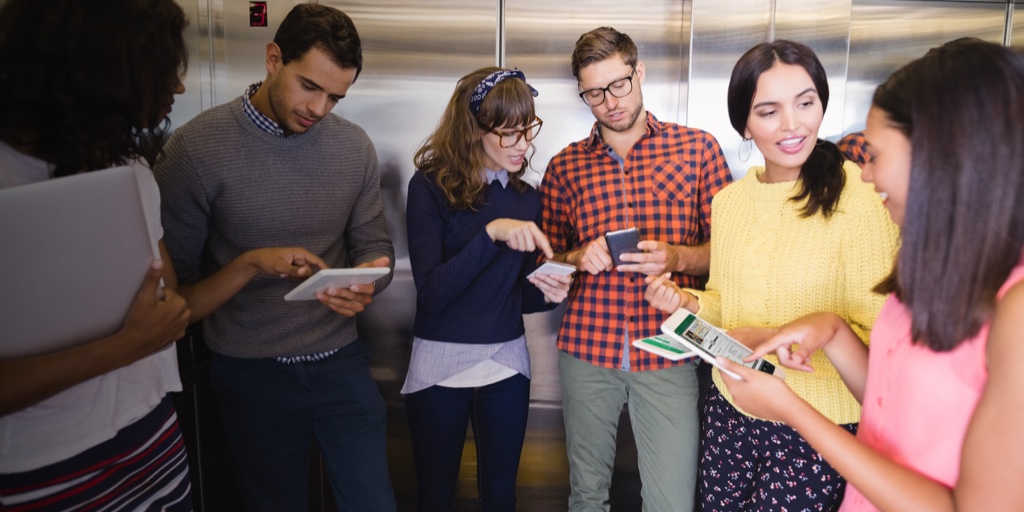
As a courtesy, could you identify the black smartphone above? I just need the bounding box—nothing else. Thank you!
[605,227,642,266]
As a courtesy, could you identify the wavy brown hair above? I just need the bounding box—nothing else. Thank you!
[413,67,538,210]
[0,0,188,176]
[872,39,1024,351]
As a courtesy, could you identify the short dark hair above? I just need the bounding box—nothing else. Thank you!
[274,4,363,81]
[727,40,845,218]
[0,0,188,176]
[571,27,638,81]
[872,39,1024,351]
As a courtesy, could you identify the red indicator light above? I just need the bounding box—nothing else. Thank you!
[249,2,268,27]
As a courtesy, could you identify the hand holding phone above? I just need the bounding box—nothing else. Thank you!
[527,261,576,280]
[605,227,642,267]
[661,309,785,380]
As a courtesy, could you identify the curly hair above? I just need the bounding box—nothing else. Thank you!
[0,0,188,176]
[413,67,538,210]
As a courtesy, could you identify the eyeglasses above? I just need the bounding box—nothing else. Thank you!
[482,117,544,148]
[578,68,635,107]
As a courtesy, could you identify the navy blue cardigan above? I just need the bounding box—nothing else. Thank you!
[406,170,551,344]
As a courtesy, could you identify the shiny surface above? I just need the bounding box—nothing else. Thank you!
[1014,4,1024,47]
[687,0,771,178]
[843,0,1008,135]
[165,1,1024,509]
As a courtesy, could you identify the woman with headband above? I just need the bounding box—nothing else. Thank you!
[402,67,571,511]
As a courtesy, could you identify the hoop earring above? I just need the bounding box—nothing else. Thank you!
[739,138,753,163]
[815,138,825,146]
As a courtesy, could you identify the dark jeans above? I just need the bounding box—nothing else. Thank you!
[211,340,395,512]
[405,373,530,512]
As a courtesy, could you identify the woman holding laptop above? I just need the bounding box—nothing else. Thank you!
[0,0,194,509]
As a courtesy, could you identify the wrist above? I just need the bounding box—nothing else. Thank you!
[484,221,499,242]
[681,291,699,312]
[670,245,686,273]
[235,251,264,279]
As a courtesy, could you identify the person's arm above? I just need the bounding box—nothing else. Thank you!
[154,132,331,321]
[175,247,327,322]
[745,312,869,400]
[618,240,709,276]
[720,361,957,512]
[0,257,188,416]
[720,285,1024,511]
[956,281,1024,510]
[406,173,513,315]
[644,272,699,314]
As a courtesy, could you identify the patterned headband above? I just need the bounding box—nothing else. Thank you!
[468,68,539,115]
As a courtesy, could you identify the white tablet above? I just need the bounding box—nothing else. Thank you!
[660,309,785,380]
[527,261,576,280]
[632,334,697,361]
[283,267,391,301]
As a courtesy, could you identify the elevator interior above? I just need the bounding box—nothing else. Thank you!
[166,1,1024,510]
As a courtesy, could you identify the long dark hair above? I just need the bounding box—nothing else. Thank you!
[0,0,188,176]
[728,40,845,218]
[413,67,537,210]
[873,39,1024,351]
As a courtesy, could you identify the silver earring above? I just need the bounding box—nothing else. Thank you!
[739,138,752,163]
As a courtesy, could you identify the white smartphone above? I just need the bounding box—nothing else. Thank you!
[660,309,784,380]
[527,261,576,280]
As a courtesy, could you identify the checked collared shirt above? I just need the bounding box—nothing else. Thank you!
[539,112,732,371]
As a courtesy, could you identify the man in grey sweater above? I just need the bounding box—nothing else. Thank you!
[154,4,396,511]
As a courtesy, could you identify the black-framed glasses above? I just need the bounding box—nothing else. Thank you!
[578,68,635,106]
[483,117,544,148]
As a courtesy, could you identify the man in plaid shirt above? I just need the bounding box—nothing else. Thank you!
[539,27,731,511]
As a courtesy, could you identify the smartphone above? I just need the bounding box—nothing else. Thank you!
[605,227,642,266]
[660,309,785,380]
[527,261,576,280]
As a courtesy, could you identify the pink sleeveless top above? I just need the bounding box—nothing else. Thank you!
[840,257,1024,511]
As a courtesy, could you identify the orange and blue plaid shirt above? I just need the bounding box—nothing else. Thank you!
[838,131,869,166]
[539,113,732,371]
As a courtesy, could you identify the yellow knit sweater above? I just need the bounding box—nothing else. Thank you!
[689,161,900,425]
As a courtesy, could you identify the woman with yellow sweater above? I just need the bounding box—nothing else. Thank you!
[645,40,898,511]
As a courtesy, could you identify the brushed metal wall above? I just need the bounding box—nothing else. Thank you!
[843,0,1010,136]
[164,1,1022,508]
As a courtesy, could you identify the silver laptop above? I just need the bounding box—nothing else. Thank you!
[0,166,157,358]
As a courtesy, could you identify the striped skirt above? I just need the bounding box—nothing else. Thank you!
[0,397,193,511]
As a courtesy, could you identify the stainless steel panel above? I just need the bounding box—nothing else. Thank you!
[774,0,853,149]
[843,1,1007,134]
[1014,4,1024,47]
[324,0,497,264]
[168,0,210,130]
[687,0,771,177]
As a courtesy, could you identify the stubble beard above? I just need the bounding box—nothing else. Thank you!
[599,100,644,134]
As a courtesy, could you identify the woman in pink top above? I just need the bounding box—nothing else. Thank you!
[714,39,1024,512]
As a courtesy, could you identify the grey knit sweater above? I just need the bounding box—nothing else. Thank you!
[155,97,395,358]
